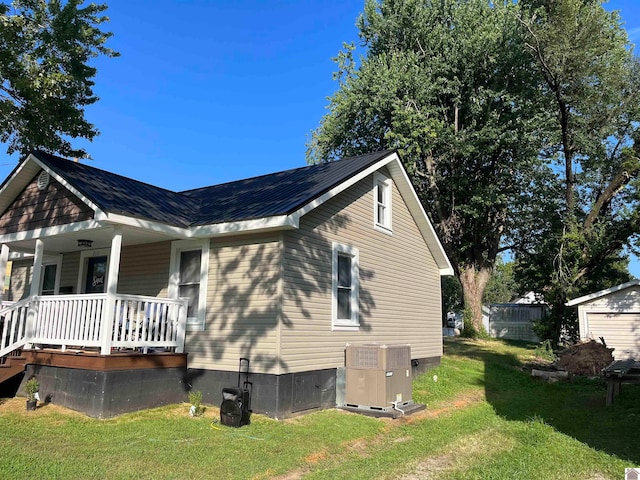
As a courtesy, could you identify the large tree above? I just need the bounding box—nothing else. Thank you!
[307,0,544,333]
[512,0,640,342]
[0,0,118,158]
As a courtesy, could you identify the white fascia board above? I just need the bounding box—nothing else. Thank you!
[384,157,454,276]
[189,215,298,238]
[290,151,454,276]
[99,213,298,239]
[28,154,101,212]
[0,219,102,244]
[566,279,640,306]
[100,213,191,238]
[0,155,42,216]
[293,154,400,219]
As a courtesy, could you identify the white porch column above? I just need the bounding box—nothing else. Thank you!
[0,244,9,305]
[25,239,44,348]
[100,227,123,355]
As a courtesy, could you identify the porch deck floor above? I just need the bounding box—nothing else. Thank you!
[24,348,187,372]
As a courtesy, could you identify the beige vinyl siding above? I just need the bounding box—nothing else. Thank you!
[118,241,171,297]
[577,285,640,341]
[186,234,282,374]
[7,259,32,301]
[281,170,442,373]
[59,252,80,293]
[576,285,640,360]
[584,313,640,360]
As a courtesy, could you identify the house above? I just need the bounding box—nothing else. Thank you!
[0,150,453,418]
[566,279,640,360]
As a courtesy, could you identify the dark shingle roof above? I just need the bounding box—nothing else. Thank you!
[33,151,196,227]
[31,150,393,228]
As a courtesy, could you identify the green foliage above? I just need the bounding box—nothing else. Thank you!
[483,259,518,305]
[441,275,463,317]
[510,0,640,341]
[533,340,557,363]
[24,377,39,401]
[308,0,546,333]
[188,390,203,416]
[460,307,482,338]
[1,339,635,478]
[0,0,119,157]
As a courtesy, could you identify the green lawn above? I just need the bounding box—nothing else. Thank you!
[1,338,638,479]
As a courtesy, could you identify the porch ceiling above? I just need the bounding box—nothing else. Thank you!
[6,225,178,255]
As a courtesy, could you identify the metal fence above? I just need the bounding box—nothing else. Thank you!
[487,304,549,342]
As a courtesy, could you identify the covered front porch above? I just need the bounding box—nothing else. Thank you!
[0,292,188,359]
[1,224,190,359]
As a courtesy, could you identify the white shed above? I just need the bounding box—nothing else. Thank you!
[566,280,640,360]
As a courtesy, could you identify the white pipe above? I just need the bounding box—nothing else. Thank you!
[391,401,405,416]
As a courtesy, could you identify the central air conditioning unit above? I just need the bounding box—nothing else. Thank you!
[343,343,414,415]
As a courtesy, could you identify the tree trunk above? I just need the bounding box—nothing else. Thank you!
[459,265,492,335]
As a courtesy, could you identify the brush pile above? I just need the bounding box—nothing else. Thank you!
[556,339,614,376]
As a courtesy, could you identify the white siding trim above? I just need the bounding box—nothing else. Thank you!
[189,215,298,237]
[169,239,210,332]
[373,171,393,234]
[0,219,103,244]
[567,279,640,306]
[27,154,101,212]
[40,255,62,295]
[332,242,359,330]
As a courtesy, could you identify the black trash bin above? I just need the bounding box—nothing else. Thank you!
[220,358,252,427]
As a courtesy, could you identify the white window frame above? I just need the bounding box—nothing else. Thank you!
[169,239,209,332]
[40,255,62,295]
[77,248,111,294]
[373,172,392,234]
[332,242,359,330]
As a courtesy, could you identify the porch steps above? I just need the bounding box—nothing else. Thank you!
[0,350,26,384]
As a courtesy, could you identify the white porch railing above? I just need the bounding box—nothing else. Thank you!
[0,294,188,357]
[0,298,29,357]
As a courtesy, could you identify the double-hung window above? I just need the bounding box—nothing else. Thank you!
[373,172,392,233]
[169,240,209,331]
[332,242,359,330]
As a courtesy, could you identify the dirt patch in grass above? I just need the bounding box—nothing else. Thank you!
[271,389,486,480]
[397,388,485,425]
[396,428,515,480]
[0,397,85,418]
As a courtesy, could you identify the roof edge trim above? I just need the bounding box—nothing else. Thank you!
[189,215,298,238]
[28,152,103,214]
[0,219,103,244]
[566,279,640,306]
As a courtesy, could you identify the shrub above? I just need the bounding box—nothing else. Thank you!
[188,390,204,416]
[25,377,39,401]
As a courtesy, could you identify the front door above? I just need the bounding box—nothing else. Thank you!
[85,256,107,293]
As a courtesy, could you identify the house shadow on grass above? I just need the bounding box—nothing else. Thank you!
[447,339,640,464]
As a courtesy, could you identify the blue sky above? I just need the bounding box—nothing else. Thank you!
[1,0,639,273]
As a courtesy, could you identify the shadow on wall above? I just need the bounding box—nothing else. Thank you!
[189,185,376,380]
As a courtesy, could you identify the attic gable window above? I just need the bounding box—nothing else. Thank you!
[373,172,392,234]
[332,242,359,330]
